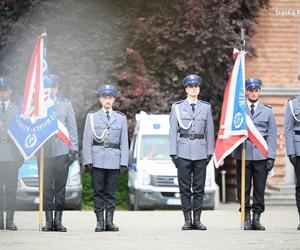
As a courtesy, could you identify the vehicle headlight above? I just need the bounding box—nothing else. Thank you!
[143,171,151,185]
[67,173,81,187]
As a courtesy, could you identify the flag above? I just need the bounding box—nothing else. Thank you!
[8,33,59,160]
[213,49,248,168]
[213,49,268,168]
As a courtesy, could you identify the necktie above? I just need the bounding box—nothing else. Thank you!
[106,111,110,121]
[191,103,196,113]
[250,104,255,117]
[1,102,5,113]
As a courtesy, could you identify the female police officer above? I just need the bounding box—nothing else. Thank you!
[82,85,128,232]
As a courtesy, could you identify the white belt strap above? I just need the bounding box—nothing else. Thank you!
[89,113,108,142]
[289,100,300,122]
[175,104,192,130]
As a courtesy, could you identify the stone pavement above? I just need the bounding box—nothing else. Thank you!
[0,203,299,250]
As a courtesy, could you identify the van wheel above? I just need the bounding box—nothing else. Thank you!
[133,194,140,211]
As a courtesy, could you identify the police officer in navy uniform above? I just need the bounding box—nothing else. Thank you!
[0,77,23,230]
[169,74,214,230]
[82,84,128,232]
[41,74,78,232]
[284,76,300,230]
[232,78,277,230]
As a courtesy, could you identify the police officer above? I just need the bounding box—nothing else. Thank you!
[41,74,78,232]
[284,76,300,230]
[169,74,214,230]
[82,84,128,232]
[232,78,277,230]
[0,77,23,230]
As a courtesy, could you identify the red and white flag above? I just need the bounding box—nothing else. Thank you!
[213,49,268,168]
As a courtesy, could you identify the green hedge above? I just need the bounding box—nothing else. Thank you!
[82,171,128,210]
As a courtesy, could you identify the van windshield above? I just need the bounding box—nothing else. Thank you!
[140,135,170,161]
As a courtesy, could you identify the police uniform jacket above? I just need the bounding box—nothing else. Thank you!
[169,99,214,161]
[0,101,22,162]
[232,102,277,160]
[284,96,300,156]
[82,109,129,169]
[44,97,78,158]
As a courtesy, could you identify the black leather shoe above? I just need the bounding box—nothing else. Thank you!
[95,211,105,232]
[5,211,17,231]
[244,211,252,230]
[42,211,53,232]
[252,212,265,231]
[105,210,119,231]
[182,211,193,230]
[54,211,67,232]
[193,210,207,230]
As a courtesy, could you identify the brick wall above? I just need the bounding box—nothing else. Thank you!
[246,1,300,185]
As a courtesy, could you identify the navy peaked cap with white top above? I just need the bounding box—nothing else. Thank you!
[183,74,202,86]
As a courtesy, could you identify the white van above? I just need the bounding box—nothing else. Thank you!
[128,111,218,210]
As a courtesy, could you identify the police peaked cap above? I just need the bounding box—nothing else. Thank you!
[183,74,202,86]
[0,77,12,89]
[48,74,61,87]
[98,85,117,97]
[245,78,262,89]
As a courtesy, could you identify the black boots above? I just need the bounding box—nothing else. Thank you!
[252,212,265,230]
[54,211,67,232]
[193,210,207,230]
[42,211,53,232]
[244,211,252,230]
[182,211,193,230]
[95,211,105,232]
[0,211,3,230]
[105,210,119,231]
[5,211,17,231]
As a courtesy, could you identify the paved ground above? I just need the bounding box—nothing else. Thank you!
[0,203,299,250]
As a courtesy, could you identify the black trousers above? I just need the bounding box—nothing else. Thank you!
[236,160,267,213]
[91,168,119,213]
[41,155,69,211]
[177,157,207,212]
[0,161,21,211]
[295,157,300,213]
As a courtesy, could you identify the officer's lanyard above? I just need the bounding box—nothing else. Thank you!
[89,112,118,142]
[289,100,300,122]
[175,104,193,130]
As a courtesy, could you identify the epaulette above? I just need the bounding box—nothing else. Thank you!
[88,110,97,114]
[199,100,211,106]
[116,111,125,116]
[174,100,184,105]
[60,98,70,103]
[288,96,296,101]
[263,104,272,109]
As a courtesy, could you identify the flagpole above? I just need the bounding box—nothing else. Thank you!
[240,27,246,230]
[39,146,44,231]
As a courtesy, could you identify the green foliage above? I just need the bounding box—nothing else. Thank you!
[82,171,128,210]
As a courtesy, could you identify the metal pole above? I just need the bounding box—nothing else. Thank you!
[38,147,44,231]
[240,27,246,230]
[221,170,227,202]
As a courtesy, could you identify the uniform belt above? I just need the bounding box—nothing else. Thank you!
[295,131,300,135]
[93,140,120,149]
[179,133,204,139]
